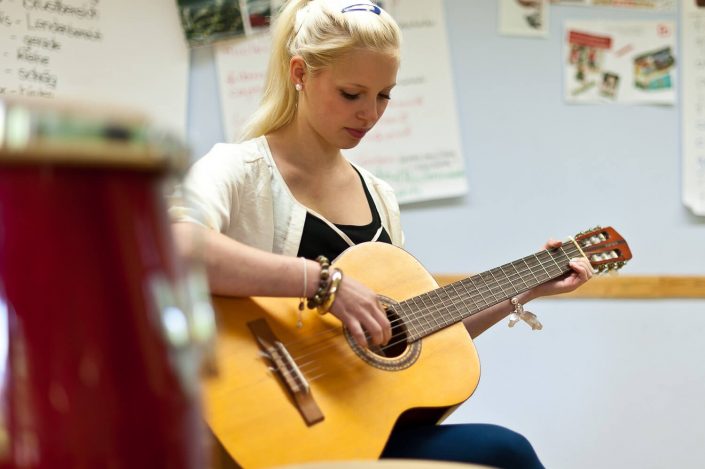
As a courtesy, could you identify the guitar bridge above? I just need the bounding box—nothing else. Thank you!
[247,318,324,426]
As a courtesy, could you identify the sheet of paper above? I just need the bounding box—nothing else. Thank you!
[214,33,270,141]
[682,0,705,215]
[551,0,675,10]
[214,0,467,204]
[0,0,189,136]
[499,0,549,38]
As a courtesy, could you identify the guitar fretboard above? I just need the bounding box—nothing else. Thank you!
[396,242,583,341]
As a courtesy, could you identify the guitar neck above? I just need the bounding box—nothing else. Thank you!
[399,241,583,342]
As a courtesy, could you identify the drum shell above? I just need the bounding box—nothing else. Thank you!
[0,163,206,468]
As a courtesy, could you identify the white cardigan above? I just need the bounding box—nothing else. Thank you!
[169,136,404,257]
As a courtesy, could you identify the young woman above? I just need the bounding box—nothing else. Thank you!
[169,1,593,467]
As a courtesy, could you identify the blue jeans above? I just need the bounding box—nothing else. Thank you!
[381,423,545,469]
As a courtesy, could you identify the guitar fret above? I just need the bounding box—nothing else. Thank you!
[441,290,457,327]
[453,280,482,316]
[426,292,444,331]
[510,261,531,290]
[536,251,560,278]
[472,276,492,308]
[486,269,504,299]
[547,249,563,273]
[499,264,521,296]
[426,291,444,331]
[448,282,465,319]
[411,295,431,335]
[563,243,580,260]
[477,273,500,304]
[397,303,421,339]
[503,270,516,297]
[421,292,439,334]
[436,290,457,330]
[521,257,541,288]
[533,253,551,281]
[457,282,479,323]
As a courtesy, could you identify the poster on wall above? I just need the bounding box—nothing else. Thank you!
[215,0,467,204]
[214,33,270,142]
[498,0,549,38]
[551,0,675,10]
[0,0,189,135]
[177,0,276,47]
[564,20,676,105]
[682,0,705,216]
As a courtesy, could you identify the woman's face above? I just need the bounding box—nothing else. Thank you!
[297,48,399,150]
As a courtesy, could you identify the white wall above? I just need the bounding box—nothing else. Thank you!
[404,4,705,468]
[186,1,705,468]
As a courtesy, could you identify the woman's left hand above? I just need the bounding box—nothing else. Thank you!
[529,238,593,299]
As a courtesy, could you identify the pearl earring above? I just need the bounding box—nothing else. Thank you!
[295,83,303,92]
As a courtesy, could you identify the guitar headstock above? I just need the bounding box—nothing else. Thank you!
[574,226,633,273]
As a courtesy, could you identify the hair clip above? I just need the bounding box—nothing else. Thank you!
[341,3,381,15]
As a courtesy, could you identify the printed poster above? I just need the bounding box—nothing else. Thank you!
[564,20,676,104]
[551,0,675,9]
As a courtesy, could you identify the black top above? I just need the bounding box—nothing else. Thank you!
[297,168,392,261]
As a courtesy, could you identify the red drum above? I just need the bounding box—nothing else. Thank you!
[0,98,214,468]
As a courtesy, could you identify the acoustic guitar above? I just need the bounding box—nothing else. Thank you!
[203,226,632,468]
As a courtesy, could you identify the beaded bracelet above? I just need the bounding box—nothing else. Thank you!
[306,255,331,310]
[317,268,343,315]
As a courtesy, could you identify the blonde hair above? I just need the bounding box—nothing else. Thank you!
[239,0,402,141]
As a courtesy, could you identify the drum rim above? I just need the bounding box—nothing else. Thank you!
[0,97,189,172]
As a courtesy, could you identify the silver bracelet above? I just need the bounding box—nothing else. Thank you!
[508,297,543,331]
[296,256,307,328]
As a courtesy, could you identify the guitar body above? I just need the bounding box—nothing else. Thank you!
[204,242,481,468]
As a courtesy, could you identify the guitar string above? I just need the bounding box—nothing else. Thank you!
[404,248,577,340]
[214,245,588,388]
[220,247,583,387]
[270,242,615,390]
[287,243,580,360]
[379,244,577,342]
[292,244,580,354]
[393,244,579,341]
[279,245,576,364]
[280,245,582,374]
[284,260,571,384]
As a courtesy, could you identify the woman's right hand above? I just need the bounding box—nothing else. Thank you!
[328,275,391,349]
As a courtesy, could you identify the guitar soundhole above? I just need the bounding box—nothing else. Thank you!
[344,295,421,371]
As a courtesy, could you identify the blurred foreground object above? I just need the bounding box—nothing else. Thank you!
[0,97,215,468]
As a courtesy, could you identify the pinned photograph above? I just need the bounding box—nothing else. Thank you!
[567,30,612,96]
[178,0,246,47]
[499,0,549,38]
[600,72,620,98]
[634,47,675,90]
[242,0,273,35]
